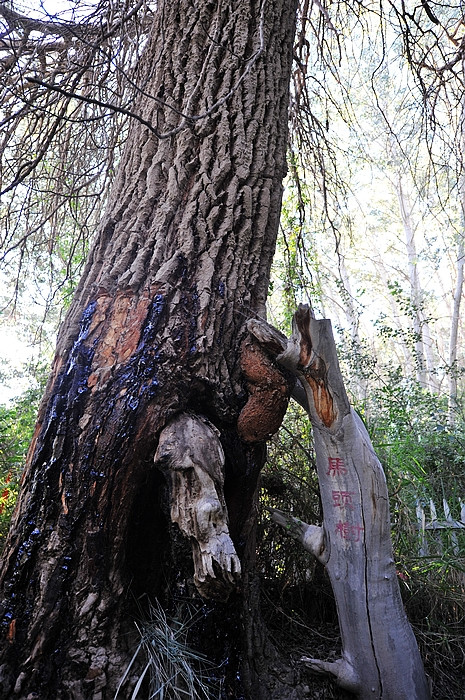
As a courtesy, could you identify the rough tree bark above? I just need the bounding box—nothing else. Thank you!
[248,305,431,700]
[0,2,298,698]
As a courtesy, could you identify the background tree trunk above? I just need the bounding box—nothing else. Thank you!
[0,2,298,698]
[449,90,465,425]
[396,176,429,388]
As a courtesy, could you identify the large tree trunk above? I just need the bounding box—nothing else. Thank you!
[248,306,431,699]
[0,2,297,698]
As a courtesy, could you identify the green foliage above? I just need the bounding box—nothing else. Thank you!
[336,329,465,567]
[269,175,323,334]
[362,372,465,560]
[0,371,46,547]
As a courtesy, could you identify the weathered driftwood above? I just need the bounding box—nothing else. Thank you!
[154,413,240,598]
[248,305,431,700]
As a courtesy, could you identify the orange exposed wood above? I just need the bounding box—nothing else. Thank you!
[7,619,16,644]
[293,308,337,428]
[86,289,156,392]
[303,372,336,428]
[25,420,43,467]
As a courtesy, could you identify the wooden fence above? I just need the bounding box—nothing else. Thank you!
[415,498,465,556]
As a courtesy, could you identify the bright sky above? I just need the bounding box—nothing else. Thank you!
[0,327,36,403]
[0,272,52,404]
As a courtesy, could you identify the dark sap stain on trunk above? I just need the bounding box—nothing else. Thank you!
[116,292,166,410]
[1,301,99,622]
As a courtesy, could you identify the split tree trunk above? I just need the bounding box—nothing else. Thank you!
[248,305,431,700]
[0,2,298,698]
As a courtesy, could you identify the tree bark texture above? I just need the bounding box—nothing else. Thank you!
[0,1,297,698]
[248,306,431,700]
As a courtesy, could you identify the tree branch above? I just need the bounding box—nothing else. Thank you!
[25,76,168,139]
[0,3,98,40]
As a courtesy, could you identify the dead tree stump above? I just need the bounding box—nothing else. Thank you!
[248,305,431,700]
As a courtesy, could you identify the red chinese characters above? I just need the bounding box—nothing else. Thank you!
[326,457,347,477]
[335,520,364,542]
[332,490,355,509]
[327,458,362,542]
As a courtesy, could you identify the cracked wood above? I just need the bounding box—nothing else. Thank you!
[248,306,431,700]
